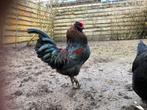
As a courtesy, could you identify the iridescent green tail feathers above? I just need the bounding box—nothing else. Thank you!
[27,28,67,69]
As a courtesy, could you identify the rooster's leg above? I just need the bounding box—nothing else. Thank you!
[70,77,80,89]
[70,77,75,87]
[73,77,80,89]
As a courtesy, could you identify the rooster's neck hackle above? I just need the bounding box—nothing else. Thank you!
[66,25,87,45]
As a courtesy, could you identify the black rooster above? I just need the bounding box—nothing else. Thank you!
[27,21,90,89]
[132,40,147,101]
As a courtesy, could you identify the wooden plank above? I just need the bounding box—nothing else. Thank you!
[4,34,32,38]
[55,0,146,11]
[54,21,145,29]
[7,10,49,22]
[11,4,50,18]
[17,36,38,42]
[56,7,146,16]
[5,18,39,27]
[54,26,144,34]
[4,25,33,32]
[54,14,145,23]
[54,24,145,30]
[3,29,50,36]
[54,29,142,36]
[54,23,144,31]
[3,37,16,44]
[3,36,38,44]
[3,31,28,36]
[145,22,147,25]
[55,11,145,20]
[54,35,139,42]
[13,0,50,14]
[56,6,146,17]
[6,15,52,25]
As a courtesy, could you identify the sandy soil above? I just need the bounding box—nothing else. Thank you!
[1,40,147,110]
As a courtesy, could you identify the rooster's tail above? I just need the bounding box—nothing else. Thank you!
[27,28,67,69]
[137,40,147,55]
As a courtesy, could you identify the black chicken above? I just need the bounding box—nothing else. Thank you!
[132,40,147,101]
[27,21,90,89]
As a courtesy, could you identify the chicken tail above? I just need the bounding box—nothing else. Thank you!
[137,40,147,56]
[27,28,67,69]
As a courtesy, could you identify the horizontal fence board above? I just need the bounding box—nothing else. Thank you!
[5,15,52,26]
[12,0,48,13]
[10,5,50,20]
[3,36,38,44]
[17,36,38,42]
[3,31,28,36]
[7,10,50,22]
[55,0,146,11]
[3,35,38,44]
[54,30,142,37]
[54,20,145,28]
[4,25,36,32]
[4,35,34,38]
[55,11,145,20]
[3,37,16,44]
[54,14,146,24]
[54,26,144,34]
[5,19,39,27]
[56,6,146,17]
[3,29,49,36]
[54,23,145,33]
[57,6,146,16]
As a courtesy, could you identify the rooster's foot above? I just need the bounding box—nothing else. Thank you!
[70,77,81,89]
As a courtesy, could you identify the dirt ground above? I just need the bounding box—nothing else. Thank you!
[1,40,147,110]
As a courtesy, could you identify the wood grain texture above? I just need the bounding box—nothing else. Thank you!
[53,0,147,41]
[2,0,52,44]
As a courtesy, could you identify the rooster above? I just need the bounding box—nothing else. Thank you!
[27,21,90,89]
[132,40,147,101]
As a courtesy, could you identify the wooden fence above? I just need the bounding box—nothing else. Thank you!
[53,0,147,41]
[2,0,53,44]
[1,0,147,44]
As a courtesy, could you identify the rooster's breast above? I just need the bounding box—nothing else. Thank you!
[57,44,90,77]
